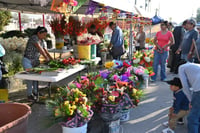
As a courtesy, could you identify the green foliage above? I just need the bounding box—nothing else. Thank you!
[0,30,27,38]
[3,51,23,76]
[197,8,200,22]
[0,10,12,31]
[24,28,36,37]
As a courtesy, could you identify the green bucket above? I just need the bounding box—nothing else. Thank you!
[90,44,96,59]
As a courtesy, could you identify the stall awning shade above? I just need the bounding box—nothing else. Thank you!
[92,0,137,13]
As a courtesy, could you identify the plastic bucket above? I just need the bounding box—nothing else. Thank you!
[0,89,8,103]
[101,52,107,65]
[78,45,91,60]
[56,37,64,49]
[90,44,96,59]
[0,103,31,133]
[120,109,130,122]
[106,119,120,133]
[62,123,87,133]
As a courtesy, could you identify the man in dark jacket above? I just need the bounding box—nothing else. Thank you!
[170,20,187,73]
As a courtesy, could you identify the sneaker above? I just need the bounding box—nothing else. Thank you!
[177,118,184,125]
[162,121,169,127]
[33,92,44,97]
[27,95,37,102]
[162,128,175,133]
[161,78,168,82]
[150,78,156,82]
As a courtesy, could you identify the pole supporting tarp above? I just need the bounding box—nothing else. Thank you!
[18,12,22,31]
[42,14,45,27]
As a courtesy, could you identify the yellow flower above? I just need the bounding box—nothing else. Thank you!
[64,101,69,105]
[75,98,79,102]
[72,105,77,110]
[108,96,115,102]
[69,109,74,115]
[72,101,76,105]
[133,88,137,95]
[105,62,114,69]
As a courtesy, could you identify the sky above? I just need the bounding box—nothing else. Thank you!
[11,0,200,24]
[147,0,200,23]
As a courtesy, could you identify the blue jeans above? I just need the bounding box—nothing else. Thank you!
[188,91,200,133]
[113,56,121,61]
[181,53,193,62]
[22,57,37,96]
[152,50,168,80]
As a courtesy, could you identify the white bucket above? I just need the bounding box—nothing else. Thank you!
[101,52,107,64]
[120,109,130,122]
[109,119,120,133]
[62,123,87,133]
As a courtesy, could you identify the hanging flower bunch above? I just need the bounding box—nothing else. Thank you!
[99,7,109,20]
[63,0,78,6]
[49,15,67,38]
[66,17,87,36]
[47,87,93,128]
[86,18,108,35]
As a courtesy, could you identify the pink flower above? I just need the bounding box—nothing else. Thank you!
[75,83,82,88]
[113,75,119,81]
[111,91,119,97]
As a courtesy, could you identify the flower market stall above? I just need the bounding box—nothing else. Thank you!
[0,0,156,133]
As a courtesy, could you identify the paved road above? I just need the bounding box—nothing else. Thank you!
[121,77,188,133]
[27,72,188,133]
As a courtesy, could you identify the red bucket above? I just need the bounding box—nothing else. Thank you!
[0,103,31,133]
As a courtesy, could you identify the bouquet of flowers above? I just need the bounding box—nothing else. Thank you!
[0,36,27,52]
[47,87,93,128]
[77,33,101,45]
[49,15,67,38]
[124,85,143,106]
[66,17,87,36]
[132,50,155,76]
[48,57,80,69]
[86,18,108,35]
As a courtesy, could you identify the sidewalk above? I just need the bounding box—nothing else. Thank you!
[27,72,188,133]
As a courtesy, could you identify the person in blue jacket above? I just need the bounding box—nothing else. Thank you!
[162,77,189,133]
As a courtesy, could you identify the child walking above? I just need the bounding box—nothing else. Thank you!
[162,77,189,133]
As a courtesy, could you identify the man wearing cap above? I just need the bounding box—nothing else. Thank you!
[179,62,200,133]
[162,77,189,133]
[176,19,199,62]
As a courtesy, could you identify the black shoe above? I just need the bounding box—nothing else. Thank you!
[27,95,37,102]
[177,118,184,125]
[33,92,44,97]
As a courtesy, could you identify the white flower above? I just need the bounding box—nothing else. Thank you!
[144,57,151,62]
[133,58,140,64]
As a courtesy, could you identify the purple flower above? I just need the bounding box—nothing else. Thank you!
[100,70,110,79]
[121,75,129,82]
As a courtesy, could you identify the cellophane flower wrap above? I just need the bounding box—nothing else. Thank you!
[47,87,93,128]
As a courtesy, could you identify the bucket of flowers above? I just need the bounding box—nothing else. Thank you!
[47,87,93,133]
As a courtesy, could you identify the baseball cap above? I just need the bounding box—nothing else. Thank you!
[187,19,196,26]
[166,77,182,88]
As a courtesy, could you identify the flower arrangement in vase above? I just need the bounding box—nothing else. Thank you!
[49,15,67,49]
[47,87,93,130]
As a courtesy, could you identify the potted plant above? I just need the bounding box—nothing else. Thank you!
[47,87,93,133]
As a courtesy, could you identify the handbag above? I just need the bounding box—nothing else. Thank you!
[0,61,8,74]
